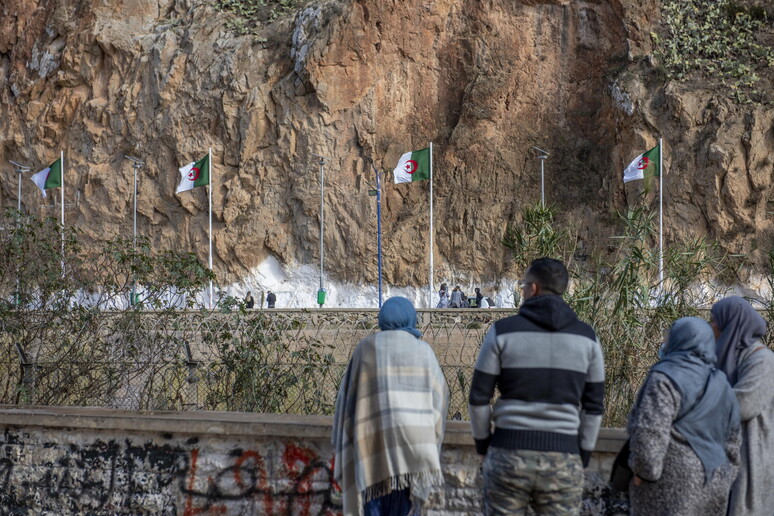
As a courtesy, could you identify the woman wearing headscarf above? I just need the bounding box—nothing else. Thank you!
[437,283,449,308]
[710,296,774,516]
[627,317,741,515]
[449,286,463,308]
[332,297,449,516]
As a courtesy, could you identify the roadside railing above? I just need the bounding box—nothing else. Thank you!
[3,307,760,426]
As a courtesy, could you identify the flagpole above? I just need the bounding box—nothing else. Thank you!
[60,150,65,276]
[658,137,664,285]
[208,147,213,309]
[429,142,434,309]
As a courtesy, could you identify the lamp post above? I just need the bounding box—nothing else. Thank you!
[368,159,383,308]
[124,156,144,305]
[9,161,30,307]
[311,153,328,307]
[9,160,31,214]
[531,146,550,206]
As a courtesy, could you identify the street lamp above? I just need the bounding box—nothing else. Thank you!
[9,160,30,307]
[531,146,550,206]
[124,155,144,305]
[367,158,383,308]
[9,160,31,213]
[311,153,328,307]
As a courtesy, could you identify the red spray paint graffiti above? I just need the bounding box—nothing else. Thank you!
[182,442,342,516]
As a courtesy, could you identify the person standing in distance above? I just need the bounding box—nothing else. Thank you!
[437,283,449,308]
[475,287,484,309]
[266,290,276,309]
[469,258,605,515]
[450,286,463,308]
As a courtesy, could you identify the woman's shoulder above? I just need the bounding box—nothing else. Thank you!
[741,342,774,365]
[648,369,678,386]
[641,370,683,402]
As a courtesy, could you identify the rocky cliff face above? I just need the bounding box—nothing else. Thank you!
[1,0,772,292]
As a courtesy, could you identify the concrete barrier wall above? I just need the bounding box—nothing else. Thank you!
[0,407,629,515]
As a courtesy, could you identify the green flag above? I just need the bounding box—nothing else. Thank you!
[177,154,210,193]
[393,148,430,183]
[31,158,62,198]
[623,145,660,183]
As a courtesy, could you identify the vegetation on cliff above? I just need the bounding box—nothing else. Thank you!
[652,0,774,103]
[216,0,310,38]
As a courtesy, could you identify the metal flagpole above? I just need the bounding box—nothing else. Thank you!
[429,142,434,309]
[659,137,664,285]
[208,147,213,309]
[60,150,65,276]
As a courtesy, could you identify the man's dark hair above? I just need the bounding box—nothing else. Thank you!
[526,257,568,295]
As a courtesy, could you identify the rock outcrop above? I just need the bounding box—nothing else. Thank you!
[1,0,772,289]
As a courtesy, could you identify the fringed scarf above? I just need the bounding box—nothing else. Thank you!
[332,321,449,515]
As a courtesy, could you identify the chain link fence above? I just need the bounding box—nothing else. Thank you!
[0,309,503,418]
[4,307,761,427]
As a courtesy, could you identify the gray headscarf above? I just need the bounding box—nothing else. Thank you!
[711,296,767,385]
[378,296,422,338]
[650,317,740,482]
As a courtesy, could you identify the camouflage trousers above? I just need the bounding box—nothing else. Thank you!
[482,447,583,515]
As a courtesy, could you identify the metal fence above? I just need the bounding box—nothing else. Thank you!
[0,309,504,419]
[4,307,750,427]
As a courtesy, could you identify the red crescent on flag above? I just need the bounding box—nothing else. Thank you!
[404,160,418,174]
[187,167,201,181]
[637,157,650,170]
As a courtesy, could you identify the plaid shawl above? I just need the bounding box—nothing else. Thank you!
[332,330,449,515]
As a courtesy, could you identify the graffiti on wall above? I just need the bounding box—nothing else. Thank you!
[182,442,342,515]
[0,429,342,515]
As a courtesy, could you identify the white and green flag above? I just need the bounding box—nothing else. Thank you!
[393,148,430,183]
[623,145,660,183]
[176,154,210,193]
[30,158,62,198]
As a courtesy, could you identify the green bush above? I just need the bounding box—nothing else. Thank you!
[502,203,577,272]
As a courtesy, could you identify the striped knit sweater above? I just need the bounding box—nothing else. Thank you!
[469,294,605,459]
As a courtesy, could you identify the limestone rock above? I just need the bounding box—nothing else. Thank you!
[1,0,772,287]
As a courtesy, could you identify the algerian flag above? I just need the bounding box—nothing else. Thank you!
[623,145,660,183]
[393,148,430,183]
[30,158,62,198]
[176,154,210,193]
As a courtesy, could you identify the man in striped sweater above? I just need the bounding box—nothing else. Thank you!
[469,258,604,515]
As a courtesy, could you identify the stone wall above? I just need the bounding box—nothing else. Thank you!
[0,406,628,515]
